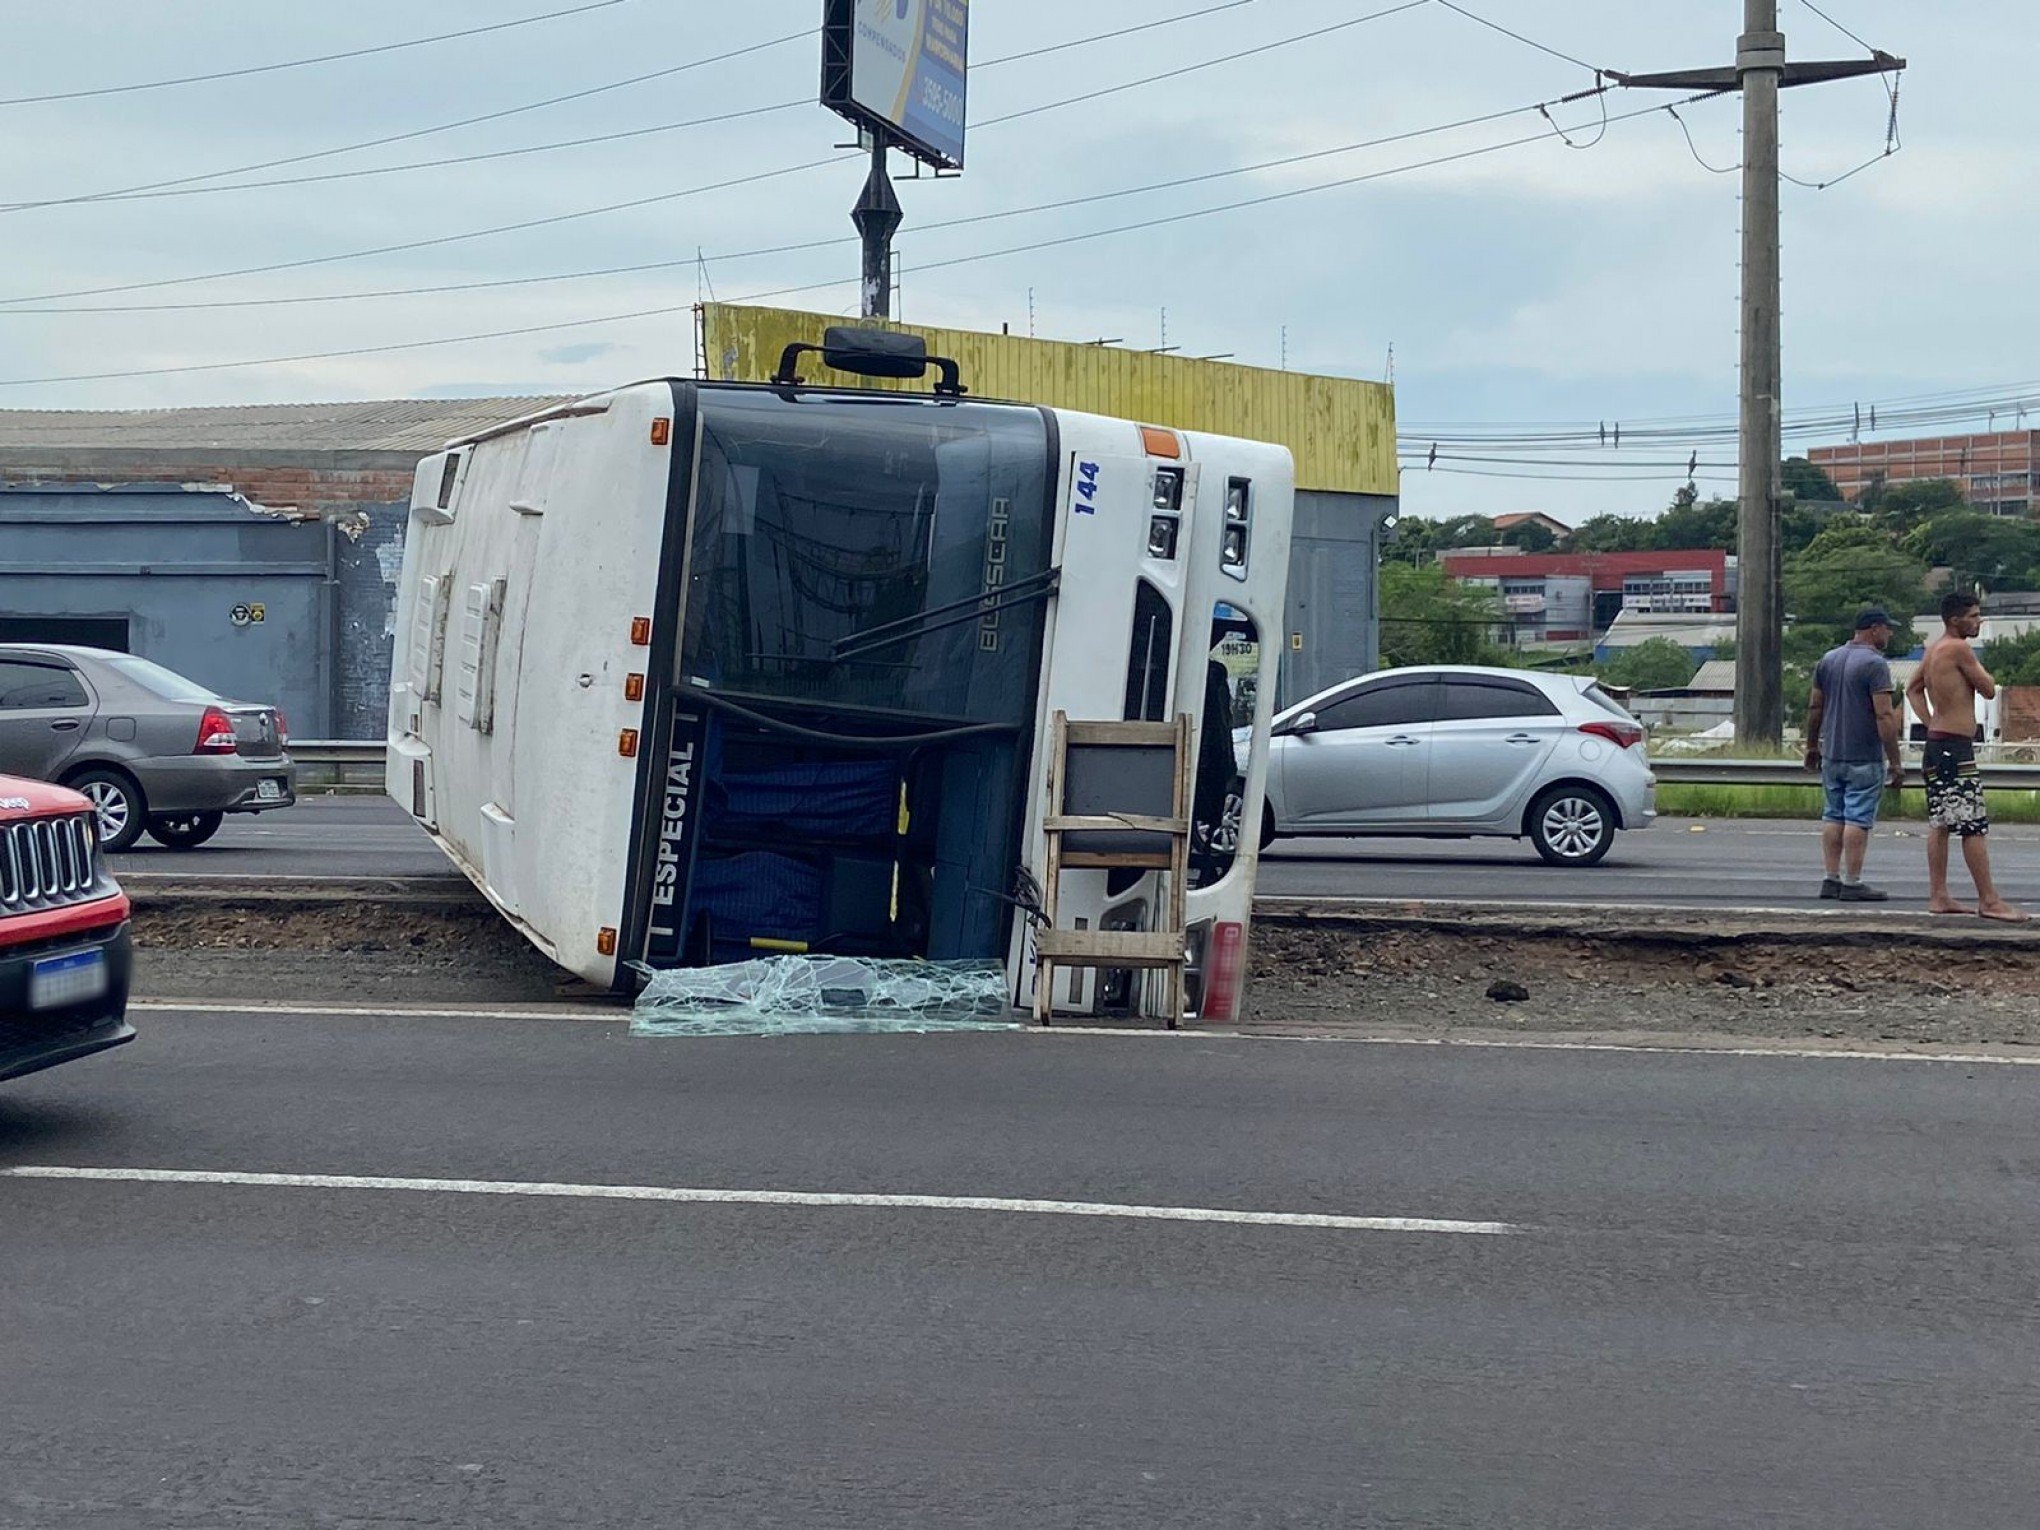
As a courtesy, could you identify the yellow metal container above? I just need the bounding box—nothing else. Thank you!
[698,303,1398,497]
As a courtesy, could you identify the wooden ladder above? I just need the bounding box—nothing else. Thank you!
[1033,711,1192,1028]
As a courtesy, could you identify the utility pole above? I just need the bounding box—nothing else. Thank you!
[1611,4,1903,747]
[852,136,902,320]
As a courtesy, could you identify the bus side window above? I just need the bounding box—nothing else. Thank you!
[1122,580,1173,722]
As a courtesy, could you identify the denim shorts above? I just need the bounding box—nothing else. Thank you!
[1821,759,1885,828]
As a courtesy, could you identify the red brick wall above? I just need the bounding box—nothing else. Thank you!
[2001,687,2040,743]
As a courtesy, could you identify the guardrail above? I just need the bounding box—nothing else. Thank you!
[292,740,386,767]
[1651,757,2040,791]
[287,743,2040,794]
[289,739,385,790]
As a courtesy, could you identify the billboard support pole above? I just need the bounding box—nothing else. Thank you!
[853,136,902,321]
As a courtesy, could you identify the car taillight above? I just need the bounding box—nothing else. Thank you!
[1199,921,1246,1023]
[1580,720,1644,749]
[196,705,239,755]
[274,710,290,744]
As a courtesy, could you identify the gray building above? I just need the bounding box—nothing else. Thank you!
[0,399,570,738]
[1282,489,1400,707]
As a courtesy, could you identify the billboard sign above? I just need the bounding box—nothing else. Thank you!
[821,0,969,170]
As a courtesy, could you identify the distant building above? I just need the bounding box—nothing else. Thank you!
[1810,430,2038,517]
[0,397,573,736]
[1441,548,1735,647]
[1491,511,1572,541]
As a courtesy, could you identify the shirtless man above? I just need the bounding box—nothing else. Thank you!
[1905,590,2027,921]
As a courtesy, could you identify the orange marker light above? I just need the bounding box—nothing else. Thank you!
[629,616,651,646]
[624,673,645,702]
[1139,425,1181,459]
[596,928,618,957]
[618,728,640,758]
[650,417,672,446]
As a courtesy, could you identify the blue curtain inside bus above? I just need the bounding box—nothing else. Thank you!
[666,390,1056,968]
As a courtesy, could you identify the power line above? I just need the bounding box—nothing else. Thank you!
[0,0,1445,309]
[1667,104,1738,174]
[1433,0,1605,74]
[0,31,816,216]
[36,99,816,207]
[0,0,633,109]
[0,88,1707,388]
[1795,0,1878,54]
[980,0,1260,66]
[978,0,1430,128]
[0,3,1269,216]
[8,91,1595,316]
[40,3,1409,211]
[0,158,848,309]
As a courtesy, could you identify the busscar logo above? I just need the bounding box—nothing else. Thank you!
[979,497,1010,651]
[650,732,699,908]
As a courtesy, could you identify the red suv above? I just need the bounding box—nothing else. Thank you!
[1,772,134,1081]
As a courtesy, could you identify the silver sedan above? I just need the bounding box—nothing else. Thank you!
[1245,665,1656,867]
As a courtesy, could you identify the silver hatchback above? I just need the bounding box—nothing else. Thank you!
[0,645,296,851]
[1251,666,1657,866]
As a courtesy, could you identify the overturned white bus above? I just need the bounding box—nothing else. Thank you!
[387,330,1292,1022]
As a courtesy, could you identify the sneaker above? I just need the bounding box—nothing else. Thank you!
[1820,877,1842,899]
[1838,882,1890,902]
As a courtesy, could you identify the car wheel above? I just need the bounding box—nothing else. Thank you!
[1209,783,1245,857]
[1528,784,1616,868]
[65,767,147,852]
[147,811,225,850]
[1259,800,1277,853]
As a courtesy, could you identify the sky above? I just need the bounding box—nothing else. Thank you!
[1,0,2024,523]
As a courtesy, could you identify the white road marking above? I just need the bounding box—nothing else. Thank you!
[132,1001,2040,1065]
[0,1165,1519,1236]
[132,1001,608,1021]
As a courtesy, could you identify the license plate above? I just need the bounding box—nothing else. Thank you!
[30,950,108,1011]
[256,778,284,802]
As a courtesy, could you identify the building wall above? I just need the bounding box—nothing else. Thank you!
[0,450,415,737]
[1442,550,1732,640]
[0,485,339,731]
[1284,491,1397,704]
[1811,430,2039,516]
[699,302,1399,496]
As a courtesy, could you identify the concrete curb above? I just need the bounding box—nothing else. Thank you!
[1254,896,2040,953]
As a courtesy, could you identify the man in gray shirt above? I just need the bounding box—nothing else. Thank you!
[1803,608,1903,900]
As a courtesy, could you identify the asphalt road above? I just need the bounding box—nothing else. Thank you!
[112,794,2040,912]
[6,1011,2040,1526]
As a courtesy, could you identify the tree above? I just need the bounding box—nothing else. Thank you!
[1782,457,1844,503]
[1380,513,1499,567]
[1861,477,1967,533]
[1377,562,1506,667]
[1901,512,2040,592]
[1982,628,2040,688]
[1567,513,1654,553]
[1781,495,1845,556]
[1783,516,1931,649]
[1500,520,1557,553]
[1653,494,1739,551]
[1600,637,1698,693]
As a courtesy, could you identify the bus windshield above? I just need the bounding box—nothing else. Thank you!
[682,391,1053,727]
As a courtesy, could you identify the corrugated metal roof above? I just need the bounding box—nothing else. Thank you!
[0,397,580,455]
